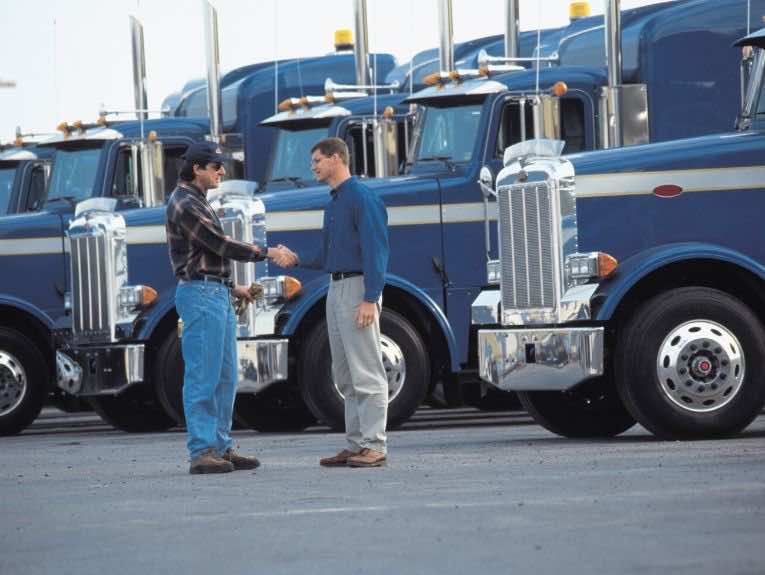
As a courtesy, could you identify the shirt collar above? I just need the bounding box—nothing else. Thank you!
[330,176,355,198]
[179,182,206,198]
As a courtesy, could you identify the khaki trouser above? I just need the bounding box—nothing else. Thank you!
[326,275,388,454]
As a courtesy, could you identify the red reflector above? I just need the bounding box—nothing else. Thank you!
[653,184,683,198]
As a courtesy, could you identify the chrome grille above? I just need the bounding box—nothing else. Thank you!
[71,233,112,342]
[499,182,555,313]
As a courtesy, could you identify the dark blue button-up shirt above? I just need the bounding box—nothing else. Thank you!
[298,176,389,302]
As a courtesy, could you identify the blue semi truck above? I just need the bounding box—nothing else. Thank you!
[473,19,765,439]
[0,0,757,435]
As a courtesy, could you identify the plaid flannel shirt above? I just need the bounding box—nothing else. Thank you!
[165,182,265,282]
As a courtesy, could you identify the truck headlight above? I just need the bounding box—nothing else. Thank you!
[259,276,302,302]
[565,252,618,285]
[118,285,158,315]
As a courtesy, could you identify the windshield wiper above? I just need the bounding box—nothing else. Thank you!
[268,176,306,188]
[415,155,457,171]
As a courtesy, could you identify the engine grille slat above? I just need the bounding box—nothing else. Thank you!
[499,182,555,314]
[72,233,111,341]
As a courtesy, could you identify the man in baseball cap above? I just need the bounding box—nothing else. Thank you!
[181,141,226,165]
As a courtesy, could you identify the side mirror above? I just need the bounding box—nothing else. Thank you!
[479,166,496,199]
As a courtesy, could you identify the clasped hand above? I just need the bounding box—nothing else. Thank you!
[267,244,298,267]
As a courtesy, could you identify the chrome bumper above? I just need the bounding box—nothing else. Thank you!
[56,345,144,396]
[236,338,289,393]
[477,327,604,391]
[55,338,289,396]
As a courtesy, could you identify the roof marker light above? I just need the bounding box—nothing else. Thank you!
[551,81,568,97]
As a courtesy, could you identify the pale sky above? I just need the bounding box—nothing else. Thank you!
[0,0,676,141]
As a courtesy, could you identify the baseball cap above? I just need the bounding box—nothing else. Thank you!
[182,141,225,165]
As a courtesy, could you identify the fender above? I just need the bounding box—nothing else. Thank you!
[0,295,54,331]
[135,289,178,341]
[593,242,765,321]
[281,272,461,372]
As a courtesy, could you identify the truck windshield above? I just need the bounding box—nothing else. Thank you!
[415,104,482,164]
[0,166,16,216]
[46,147,102,204]
[270,127,327,183]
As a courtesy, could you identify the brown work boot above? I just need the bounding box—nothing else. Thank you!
[319,449,360,467]
[222,448,260,470]
[189,448,234,475]
[346,448,386,468]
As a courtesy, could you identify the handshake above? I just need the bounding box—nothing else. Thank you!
[267,244,298,268]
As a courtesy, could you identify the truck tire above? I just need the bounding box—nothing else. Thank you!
[234,387,316,432]
[517,376,635,438]
[153,331,185,425]
[615,287,765,439]
[299,307,429,431]
[89,386,177,433]
[0,328,47,436]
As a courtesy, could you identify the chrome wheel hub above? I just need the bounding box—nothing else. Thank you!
[656,320,744,413]
[334,334,406,404]
[0,350,27,417]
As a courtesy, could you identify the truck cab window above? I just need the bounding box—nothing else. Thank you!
[47,147,101,204]
[346,122,376,177]
[25,164,48,212]
[162,147,186,199]
[271,127,327,182]
[0,166,15,216]
[496,101,535,158]
[112,148,142,198]
[560,98,585,153]
[417,105,482,163]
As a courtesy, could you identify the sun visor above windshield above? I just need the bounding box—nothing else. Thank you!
[404,78,507,107]
[0,149,39,161]
[734,28,765,49]
[259,104,352,130]
[37,127,124,147]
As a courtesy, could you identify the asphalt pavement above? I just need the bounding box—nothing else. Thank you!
[1,408,764,575]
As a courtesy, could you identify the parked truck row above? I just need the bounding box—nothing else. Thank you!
[2,0,763,439]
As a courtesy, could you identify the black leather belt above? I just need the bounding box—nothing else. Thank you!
[185,274,233,288]
[330,271,362,281]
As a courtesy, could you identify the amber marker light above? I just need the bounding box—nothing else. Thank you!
[551,81,568,97]
[424,72,442,86]
[277,98,295,112]
[283,276,302,300]
[140,286,158,307]
[597,252,618,278]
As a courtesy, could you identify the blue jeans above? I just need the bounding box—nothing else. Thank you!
[175,281,237,460]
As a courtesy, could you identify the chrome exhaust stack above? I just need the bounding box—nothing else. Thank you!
[437,0,455,73]
[203,0,222,143]
[599,0,649,148]
[602,0,623,148]
[504,0,520,60]
[129,16,148,122]
[353,0,371,87]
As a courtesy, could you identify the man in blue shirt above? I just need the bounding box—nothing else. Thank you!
[280,137,390,467]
